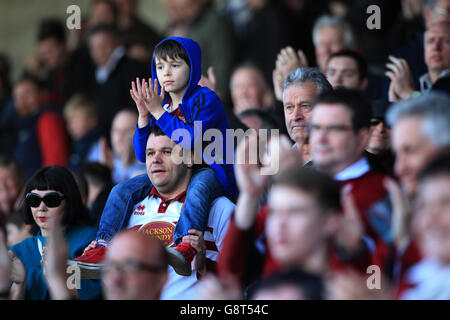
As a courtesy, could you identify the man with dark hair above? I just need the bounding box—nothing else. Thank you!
[326,49,368,91]
[11,75,69,178]
[87,24,149,136]
[309,88,391,248]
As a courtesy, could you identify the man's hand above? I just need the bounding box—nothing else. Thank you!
[182,229,206,275]
[130,77,166,123]
[334,185,365,253]
[385,56,415,102]
[41,214,77,300]
[272,47,308,102]
[384,178,412,251]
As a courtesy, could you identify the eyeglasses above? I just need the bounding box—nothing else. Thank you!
[25,192,66,208]
[370,118,390,128]
[103,260,166,275]
[309,123,354,135]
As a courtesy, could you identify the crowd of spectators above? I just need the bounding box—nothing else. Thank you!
[0,0,449,301]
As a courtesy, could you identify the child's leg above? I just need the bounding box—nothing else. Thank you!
[96,173,152,242]
[173,167,225,245]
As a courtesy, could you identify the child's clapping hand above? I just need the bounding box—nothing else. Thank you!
[130,77,166,124]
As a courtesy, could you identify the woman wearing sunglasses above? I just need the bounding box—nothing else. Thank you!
[7,166,102,300]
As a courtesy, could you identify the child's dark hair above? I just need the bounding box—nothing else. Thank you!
[154,40,190,68]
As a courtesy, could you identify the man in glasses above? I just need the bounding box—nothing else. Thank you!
[309,88,391,249]
[102,230,168,300]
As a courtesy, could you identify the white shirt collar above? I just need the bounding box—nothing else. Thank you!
[419,69,450,92]
[334,157,370,181]
[95,46,126,84]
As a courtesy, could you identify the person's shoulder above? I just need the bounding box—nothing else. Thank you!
[9,236,37,256]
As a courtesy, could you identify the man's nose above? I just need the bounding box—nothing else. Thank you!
[292,106,304,120]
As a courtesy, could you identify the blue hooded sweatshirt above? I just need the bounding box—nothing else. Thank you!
[133,37,238,200]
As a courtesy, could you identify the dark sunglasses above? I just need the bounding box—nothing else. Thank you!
[25,192,66,208]
[370,118,390,128]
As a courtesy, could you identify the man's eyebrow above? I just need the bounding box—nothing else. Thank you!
[146,146,173,152]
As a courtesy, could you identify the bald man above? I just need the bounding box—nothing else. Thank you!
[102,230,168,300]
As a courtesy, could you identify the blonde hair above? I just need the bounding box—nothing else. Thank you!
[63,94,99,120]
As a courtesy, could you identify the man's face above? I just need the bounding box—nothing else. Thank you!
[266,185,331,268]
[145,133,190,196]
[367,118,391,154]
[315,27,347,72]
[103,233,167,300]
[392,117,440,196]
[415,174,450,264]
[38,37,65,70]
[13,80,41,117]
[424,23,450,75]
[231,68,265,115]
[310,103,367,175]
[326,56,364,89]
[111,111,137,159]
[89,32,117,67]
[155,56,190,98]
[283,82,317,144]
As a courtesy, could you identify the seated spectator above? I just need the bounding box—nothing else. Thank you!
[63,94,102,172]
[78,162,114,226]
[0,156,26,221]
[367,92,450,294]
[5,211,32,248]
[282,67,332,163]
[325,49,368,91]
[399,152,450,299]
[366,100,395,176]
[87,24,149,135]
[8,166,101,300]
[106,108,146,184]
[102,230,169,300]
[312,15,355,73]
[230,63,273,116]
[386,21,450,101]
[11,75,69,178]
[42,227,168,300]
[218,149,372,291]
